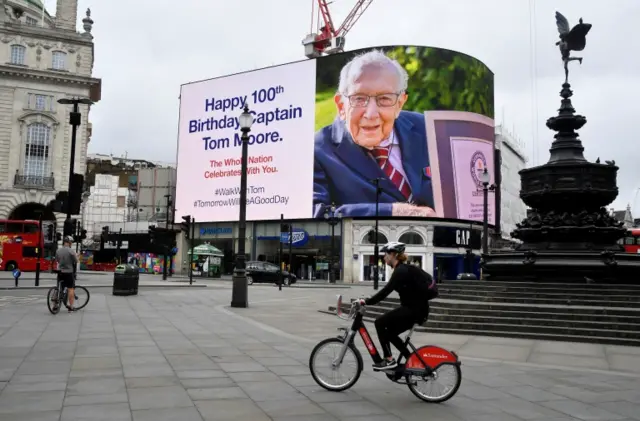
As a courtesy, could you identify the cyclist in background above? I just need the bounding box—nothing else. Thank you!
[55,236,79,312]
[360,241,436,371]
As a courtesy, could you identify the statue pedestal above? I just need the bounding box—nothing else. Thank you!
[484,82,640,284]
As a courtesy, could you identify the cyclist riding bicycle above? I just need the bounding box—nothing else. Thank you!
[359,241,436,371]
[55,235,79,312]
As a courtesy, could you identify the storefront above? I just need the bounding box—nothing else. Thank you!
[253,220,342,281]
[344,219,482,283]
[176,222,248,275]
[431,225,482,281]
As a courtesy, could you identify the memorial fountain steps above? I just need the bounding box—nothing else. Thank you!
[322,281,640,346]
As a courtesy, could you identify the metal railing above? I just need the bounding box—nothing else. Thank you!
[14,172,55,189]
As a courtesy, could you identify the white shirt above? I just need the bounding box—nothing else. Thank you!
[375,130,409,181]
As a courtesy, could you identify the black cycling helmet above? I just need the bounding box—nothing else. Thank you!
[380,241,406,254]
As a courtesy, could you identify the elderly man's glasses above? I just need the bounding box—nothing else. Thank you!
[346,93,402,108]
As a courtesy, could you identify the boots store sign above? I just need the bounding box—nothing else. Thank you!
[280,229,309,247]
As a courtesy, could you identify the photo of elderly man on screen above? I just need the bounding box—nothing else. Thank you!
[312,46,494,219]
[313,50,436,218]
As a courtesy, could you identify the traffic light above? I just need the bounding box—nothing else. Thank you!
[63,218,76,237]
[47,191,69,213]
[148,225,157,243]
[181,215,191,239]
[45,224,54,242]
[281,224,290,233]
[55,232,62,242]
[80,229,87,240]
[100,226,109,249]
[67,174,84,215]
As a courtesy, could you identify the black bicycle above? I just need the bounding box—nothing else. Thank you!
[309,295,462,403]
[46,273,90,314]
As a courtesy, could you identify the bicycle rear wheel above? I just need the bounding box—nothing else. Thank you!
[407,363,462,403]
[46,287,60,314]
[67,286,90,310]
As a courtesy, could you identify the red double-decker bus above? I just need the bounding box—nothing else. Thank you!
[0,219,54,272]
[621,228,640,254]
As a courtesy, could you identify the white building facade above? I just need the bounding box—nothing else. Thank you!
[0,0,100,230]
[82,173,132,240]
[495,125,528,239]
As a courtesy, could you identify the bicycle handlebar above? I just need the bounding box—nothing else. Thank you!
[336,294,367,320]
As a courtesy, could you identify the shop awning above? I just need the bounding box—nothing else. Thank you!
[188,243,224,256]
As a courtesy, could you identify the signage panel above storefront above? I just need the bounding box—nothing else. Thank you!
[280,228,310,247]
[432,226,481,249]
[199,227,233,236]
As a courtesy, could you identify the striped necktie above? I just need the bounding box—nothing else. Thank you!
[370,146,412,200]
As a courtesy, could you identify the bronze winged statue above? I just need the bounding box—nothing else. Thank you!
[555,12,592,83]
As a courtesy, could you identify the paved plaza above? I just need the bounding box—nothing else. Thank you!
[0,283,639,421]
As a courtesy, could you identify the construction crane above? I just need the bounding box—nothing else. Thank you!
[302,0,374,59]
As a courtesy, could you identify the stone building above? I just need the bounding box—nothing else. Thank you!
[494,125,528,240]
[0,0,101,231]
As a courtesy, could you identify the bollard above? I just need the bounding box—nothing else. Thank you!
[13,268,21,287]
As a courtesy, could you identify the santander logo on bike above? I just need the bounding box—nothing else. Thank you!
[422,352,449,359]
[359,329,376,354]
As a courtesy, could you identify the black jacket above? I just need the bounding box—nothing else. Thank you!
[365,263,432,313]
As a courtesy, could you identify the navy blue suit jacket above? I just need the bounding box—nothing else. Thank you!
[313,110,434,218]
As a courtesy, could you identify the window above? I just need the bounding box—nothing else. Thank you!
[52,51,66,70]
[362,230,388,245]
[23,223,39,234]
[10,45,26,65]
[25,93,54,112]
[624,237,635,245]
[23,123,51,178]
[264,263,279,272]
[25,16,38,26]
[35,95,46,110]
[5,222,23,233]
[398,231,424,245]
[117,196,126,207]
[22,247,38,258]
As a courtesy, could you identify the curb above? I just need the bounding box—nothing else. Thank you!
[0,284,209,291]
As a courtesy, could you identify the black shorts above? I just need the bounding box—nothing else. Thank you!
[58,272,75,289]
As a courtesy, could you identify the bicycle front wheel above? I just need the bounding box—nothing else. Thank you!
[46,287,60,314]
[309,337,363,392]
[67,286,90,310]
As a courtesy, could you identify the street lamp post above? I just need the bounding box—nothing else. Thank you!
[230,106,254,308]
[323,203,342,283]
[35,211,43,286]
[478,168,496,257]
[57,97,92,232]
[163,194,173,279]
[371,177,382,290]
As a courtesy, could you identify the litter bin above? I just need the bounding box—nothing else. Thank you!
[113,264,140,296]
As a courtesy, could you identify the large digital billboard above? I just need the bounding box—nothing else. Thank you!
[176,45,495,224]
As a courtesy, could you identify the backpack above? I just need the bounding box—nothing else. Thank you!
[425,272,439,300]
[407,264,439,300]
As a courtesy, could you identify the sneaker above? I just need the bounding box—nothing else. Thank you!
[373,358,398,371]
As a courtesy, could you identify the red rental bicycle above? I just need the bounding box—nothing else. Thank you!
[309,295,462,403]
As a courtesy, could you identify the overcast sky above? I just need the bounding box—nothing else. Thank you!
[47,0,639,211]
